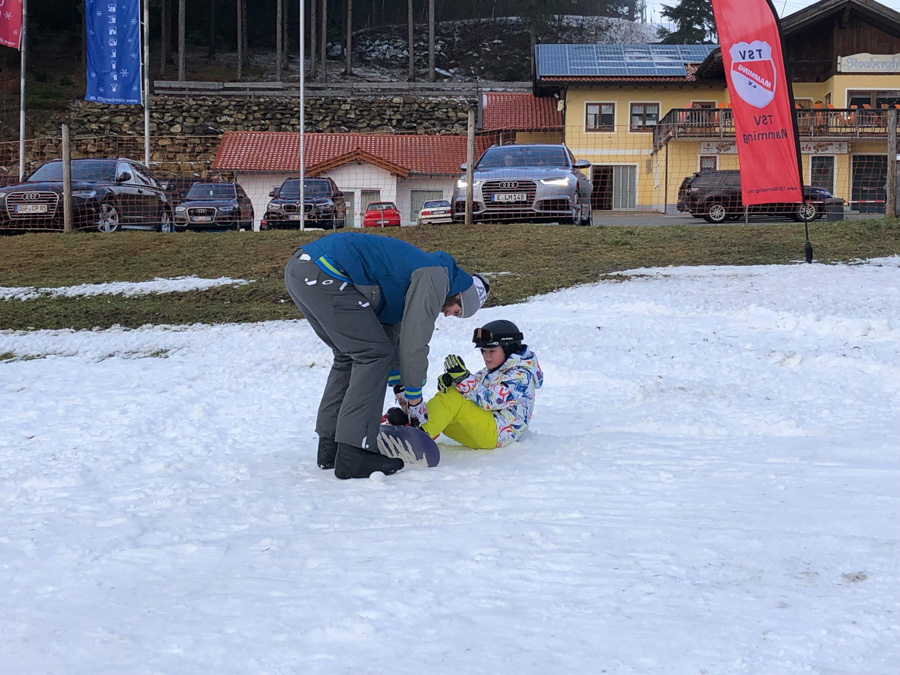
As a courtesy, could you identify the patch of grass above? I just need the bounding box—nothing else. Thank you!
[1,220,898,331]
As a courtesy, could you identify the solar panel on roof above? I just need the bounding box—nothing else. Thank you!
[536,43,716,78]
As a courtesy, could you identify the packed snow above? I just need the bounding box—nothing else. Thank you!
[1,258,899,674]
[0,276,249,301]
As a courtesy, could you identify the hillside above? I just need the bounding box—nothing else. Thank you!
[1,15,657,142]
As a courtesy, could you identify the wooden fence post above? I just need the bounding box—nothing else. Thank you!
[62,124,73,233]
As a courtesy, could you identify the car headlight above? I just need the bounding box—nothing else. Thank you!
[72,189,97,199]
[456,179,482,190]
[175,206,186,212]
[540,176,573,187]
[218,206,234,212]
[269,203,282,211]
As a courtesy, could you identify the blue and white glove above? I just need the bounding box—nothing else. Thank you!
[407,401,428,428]
[444,354,470,384]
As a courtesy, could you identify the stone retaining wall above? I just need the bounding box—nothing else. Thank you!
[49,95,473,137]
[11,94,474,176]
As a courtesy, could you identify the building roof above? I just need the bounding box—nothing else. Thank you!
[212,131,495,175]
[782,0,900,36]
[480,92,563,131]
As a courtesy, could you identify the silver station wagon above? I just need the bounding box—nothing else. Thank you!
[451,144,593,225]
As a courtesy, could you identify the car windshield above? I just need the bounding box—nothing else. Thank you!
[423,200,449,208]
[279,179,331,198]
[367,203,395,211]
[477,146,570,169]
[186,183,237,200]
[28,160,117,183]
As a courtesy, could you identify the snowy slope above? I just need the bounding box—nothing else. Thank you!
[1,259,898,674]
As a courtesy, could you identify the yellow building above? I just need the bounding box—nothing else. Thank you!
[534,0,900,214]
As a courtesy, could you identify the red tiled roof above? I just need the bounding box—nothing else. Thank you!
[212,131,494,175]
[482,92,563,131]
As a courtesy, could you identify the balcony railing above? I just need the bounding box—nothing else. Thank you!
[653,107,900,151]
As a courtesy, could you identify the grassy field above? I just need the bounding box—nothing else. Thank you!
[2,219,899,331]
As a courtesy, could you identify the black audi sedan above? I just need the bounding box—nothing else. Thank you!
[174,182,255,231]
[0,158,175,233]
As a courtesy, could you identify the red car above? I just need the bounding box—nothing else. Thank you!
[363,201,402,227]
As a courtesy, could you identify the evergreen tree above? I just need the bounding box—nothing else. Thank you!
[656,0,717,44]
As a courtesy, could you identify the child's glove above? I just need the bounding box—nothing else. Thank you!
[444,354,470,383]
[407,401,428,428]
[437,372,454,393]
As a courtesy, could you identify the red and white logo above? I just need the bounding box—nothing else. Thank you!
[729,41,776,109]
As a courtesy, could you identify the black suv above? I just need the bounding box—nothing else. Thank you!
[677,170,841,223]
[262,177,347,230]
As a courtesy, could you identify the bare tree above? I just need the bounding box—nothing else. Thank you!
[428,0,435,82]
[178,0,186,81]
[320,0,328,82]
[208,0,217,57]
[237,0,244,80]
[408,0,414,81]
[160,0,169,77]
[310,0,318,79]
[276,0,283,81]
[344,0,352,75]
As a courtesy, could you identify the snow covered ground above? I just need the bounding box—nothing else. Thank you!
[1,259,899,674]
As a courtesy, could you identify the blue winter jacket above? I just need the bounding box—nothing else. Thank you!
[301,232,474,395]
[302,232,473,324]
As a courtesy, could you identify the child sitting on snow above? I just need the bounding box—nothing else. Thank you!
[388,320,543,449]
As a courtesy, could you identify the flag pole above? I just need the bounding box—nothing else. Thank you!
[18,0,28,180]
[143,0,151,167]
[299,0,305,231]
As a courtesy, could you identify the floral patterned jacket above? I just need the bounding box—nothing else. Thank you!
[454,348,543,446]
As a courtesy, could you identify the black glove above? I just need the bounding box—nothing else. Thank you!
[444,354,470,384]
[437,372,454,393]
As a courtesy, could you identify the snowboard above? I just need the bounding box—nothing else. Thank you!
[376,424,441,468]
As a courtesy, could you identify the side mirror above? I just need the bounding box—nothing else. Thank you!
[268,189,276,197]
[574,159,592,169]
[460,162,467,171]
[116,172,132,183]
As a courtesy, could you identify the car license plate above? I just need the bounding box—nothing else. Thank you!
[493,193,527,203]
[289,214,304,221]
[191,216,212,222]
[15,204,48,214]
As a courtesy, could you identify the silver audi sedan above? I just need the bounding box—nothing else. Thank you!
[451,144,593,225]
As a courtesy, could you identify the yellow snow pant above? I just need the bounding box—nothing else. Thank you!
[421,387,498,450]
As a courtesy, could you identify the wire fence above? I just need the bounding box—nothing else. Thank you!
[0,108,896,234]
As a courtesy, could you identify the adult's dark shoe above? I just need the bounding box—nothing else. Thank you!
[334,443,403,479]
[317,436,338,470]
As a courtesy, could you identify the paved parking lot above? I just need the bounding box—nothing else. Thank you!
[593,211,879,227]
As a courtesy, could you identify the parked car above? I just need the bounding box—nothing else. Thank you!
[174,182,254,231]
[0,158,175,233]
[676,170,844,223]
[451,143,593,225]
[363,201,402,227]
[416,199,452,226]
[262,177,346,229]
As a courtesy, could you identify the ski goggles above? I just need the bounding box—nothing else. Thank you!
[472,327,523,348]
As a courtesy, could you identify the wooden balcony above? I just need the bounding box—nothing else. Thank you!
[653,107,900,151]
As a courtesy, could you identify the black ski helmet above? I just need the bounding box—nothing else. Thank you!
[473,319,525,357]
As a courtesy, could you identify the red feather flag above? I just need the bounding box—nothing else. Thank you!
[0,0,23,50]
[711,0,803,205]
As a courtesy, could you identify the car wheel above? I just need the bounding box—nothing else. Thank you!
[157,208,175,233]
[703,202,728,224]
[795,203,817,222]
[96,201,121,233]
[568,193,583,225]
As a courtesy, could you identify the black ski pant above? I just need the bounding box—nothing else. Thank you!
[284,251,392,451]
